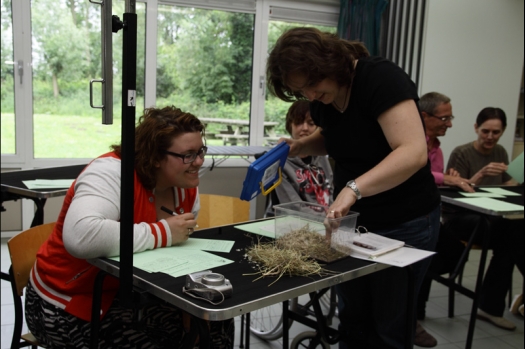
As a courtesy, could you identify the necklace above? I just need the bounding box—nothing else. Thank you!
[332,83,352,113]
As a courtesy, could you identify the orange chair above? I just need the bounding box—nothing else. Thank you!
[6,222,55,348]
[196,194,250,229]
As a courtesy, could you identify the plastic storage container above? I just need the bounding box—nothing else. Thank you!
[273,201,359,257]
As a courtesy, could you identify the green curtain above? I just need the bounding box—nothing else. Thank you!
[337,0,389,55]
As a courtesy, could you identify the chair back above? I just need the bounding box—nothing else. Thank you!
[8,222,55,296]
[197,194,250,229]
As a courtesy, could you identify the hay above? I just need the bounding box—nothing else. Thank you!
[244,224,342,286]
[276,226,347,263]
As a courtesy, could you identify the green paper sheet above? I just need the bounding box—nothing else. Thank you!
[234,220,276,238]
[23,179,75,189]
[110,248,234,278]
[181,238,234,253]
[479,187,521,196]
[453,197,524,212]
[506,151,524,184]
[460,192,505,198]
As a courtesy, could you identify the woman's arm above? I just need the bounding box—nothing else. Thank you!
[469,162,509,185]
[63,158,163,259]
[330,99,428,215]
[281,128,327,158]
[359,99,428,194]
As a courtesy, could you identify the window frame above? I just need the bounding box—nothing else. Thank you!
[1,0,339,169]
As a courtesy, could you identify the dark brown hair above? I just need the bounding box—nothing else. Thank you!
[476,107,507,129]
[111,106,205,189]
[285,100,311,135]
[266,27,370,102]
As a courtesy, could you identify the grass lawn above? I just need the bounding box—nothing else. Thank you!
[1,113,230,159]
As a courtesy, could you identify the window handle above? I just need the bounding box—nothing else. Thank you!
[17,60,23,84]
[260,75,265,96]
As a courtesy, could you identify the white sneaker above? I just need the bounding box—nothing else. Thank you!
[477,309,516,330]
[510,294,523,316]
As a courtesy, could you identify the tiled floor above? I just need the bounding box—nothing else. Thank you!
[1,237,523,349]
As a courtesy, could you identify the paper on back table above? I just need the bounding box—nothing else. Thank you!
[506,151,524,184]
[454,197,524,211]
[479,187,521,196]
[23,179,75,189]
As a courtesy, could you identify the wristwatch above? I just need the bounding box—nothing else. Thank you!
[346,180,362,200]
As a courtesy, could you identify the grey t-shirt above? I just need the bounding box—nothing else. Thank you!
[446,142,512,185]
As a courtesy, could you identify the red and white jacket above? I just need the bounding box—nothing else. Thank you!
[30,152,199,322]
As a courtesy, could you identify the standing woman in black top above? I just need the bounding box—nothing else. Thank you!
[267,27,440,349]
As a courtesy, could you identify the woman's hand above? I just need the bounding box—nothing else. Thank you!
[443,174,475,192]
[165,213,197,245]
[480,162,508,176]
[278,128,327,158]
[471,162,508,184]
[327,187,358,219]
[279,137,302,157]
[446,168,460,177]
[323,187,358,240]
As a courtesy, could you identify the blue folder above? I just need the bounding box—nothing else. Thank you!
[240,142,290,201]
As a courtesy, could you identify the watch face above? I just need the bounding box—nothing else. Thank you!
[347,180,361,199]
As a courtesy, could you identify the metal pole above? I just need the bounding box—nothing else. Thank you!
[119,0,137,307]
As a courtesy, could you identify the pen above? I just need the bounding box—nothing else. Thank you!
[160,206,199,228]
[161,206,177,216]
[353,241,377,250]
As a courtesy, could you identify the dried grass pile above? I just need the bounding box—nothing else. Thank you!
[245,224,343,286]
[276,226,346,263]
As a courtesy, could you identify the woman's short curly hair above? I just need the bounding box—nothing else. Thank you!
[111,105,205,189]
[266,27,369,102]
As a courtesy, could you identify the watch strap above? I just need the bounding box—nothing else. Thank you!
[346,180,362,200]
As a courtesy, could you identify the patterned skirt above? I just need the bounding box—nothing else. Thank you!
[25,283,234,348]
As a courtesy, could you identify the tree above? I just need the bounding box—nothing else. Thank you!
[32,0,90,97]
[157,6,255,106]
[226,13,254,103]
[1,0,14,107]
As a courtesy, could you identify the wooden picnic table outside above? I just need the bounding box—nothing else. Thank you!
[199,117,280,145]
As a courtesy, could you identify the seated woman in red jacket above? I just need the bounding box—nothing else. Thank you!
[25,106,234,348]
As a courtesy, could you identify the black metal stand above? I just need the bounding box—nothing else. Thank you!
[118,10,137,309]
[90,4,137,347]
[90,270,108,349]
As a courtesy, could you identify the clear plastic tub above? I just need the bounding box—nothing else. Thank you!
[273,201,359,260]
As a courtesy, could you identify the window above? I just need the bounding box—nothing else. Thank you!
[264,20,336,144]
[1,0,15,154]
[1,0,339,166]
[29,0,146,158]
[156,4,255,146]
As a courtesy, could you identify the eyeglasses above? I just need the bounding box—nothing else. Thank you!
[163,146,208,164]
[427,113,455,122]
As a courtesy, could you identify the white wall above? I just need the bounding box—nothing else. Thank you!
[420,0,524,166]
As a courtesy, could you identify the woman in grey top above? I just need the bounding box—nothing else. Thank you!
[445,107,523,330]
[447,107,517,186]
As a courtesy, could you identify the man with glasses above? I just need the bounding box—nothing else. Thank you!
[420,92,474,193]
[412,92,475,347]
